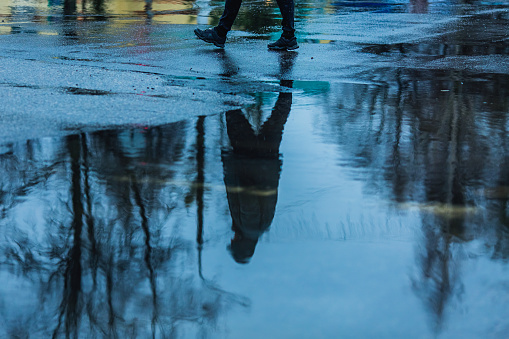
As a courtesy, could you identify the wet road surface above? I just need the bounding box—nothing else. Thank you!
[1,0,509,338]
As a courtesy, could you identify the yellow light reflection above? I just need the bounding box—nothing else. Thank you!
[38,31,58,35]
[152,14,197,25]
[0,26,11,35]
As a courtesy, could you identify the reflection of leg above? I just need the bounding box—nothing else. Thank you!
[226,110,256,154]
[216,50,239,77]
[278,52,297,79]
[275,0,295,37]
[218,0,243,33]
[259,92,292,154]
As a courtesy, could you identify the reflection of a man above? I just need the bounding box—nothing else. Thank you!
[222,85,293,264]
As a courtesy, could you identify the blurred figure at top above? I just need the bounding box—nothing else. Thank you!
[410,0,428,14]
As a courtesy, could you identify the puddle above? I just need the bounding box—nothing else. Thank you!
[2,68,509,337]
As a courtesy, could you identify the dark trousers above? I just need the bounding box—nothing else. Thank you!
[217,0,295,36]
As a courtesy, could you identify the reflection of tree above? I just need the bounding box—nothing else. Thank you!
[487,145,509,261]
[411,79,467,332]
[413,215,463,333]
[53,134,85,338]
[320,65,509,332]
[0,121,247,337]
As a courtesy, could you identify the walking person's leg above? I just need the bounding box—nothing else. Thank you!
[194,0,242,48]
[276,0,295,38]
[268,0,298,50]
[217,0,243,36]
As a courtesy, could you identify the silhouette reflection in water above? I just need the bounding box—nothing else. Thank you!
[223,83,293,263]
[215,49,239,78]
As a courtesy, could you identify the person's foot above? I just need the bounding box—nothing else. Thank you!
[268,36,299,51]
[194,27,226,48]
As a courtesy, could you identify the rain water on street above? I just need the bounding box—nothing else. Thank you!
[1,0,509,338]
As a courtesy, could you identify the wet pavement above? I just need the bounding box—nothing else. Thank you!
[1,0,509,338]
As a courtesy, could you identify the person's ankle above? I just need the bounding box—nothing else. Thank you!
[214,26,228,38]
[281,31,295,39]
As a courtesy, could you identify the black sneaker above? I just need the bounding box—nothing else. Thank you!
[268,36,299,51]
[194,28,226,48]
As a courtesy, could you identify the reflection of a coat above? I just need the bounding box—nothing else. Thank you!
[223,92,292,263]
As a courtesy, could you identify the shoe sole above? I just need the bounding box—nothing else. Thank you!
[268,44,299,51]
[194,29,225,48]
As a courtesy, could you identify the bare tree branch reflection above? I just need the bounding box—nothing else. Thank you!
[0,121,248,338]
[322,64,509,331]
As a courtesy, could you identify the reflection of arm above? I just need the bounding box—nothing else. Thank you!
[259,92,292,155]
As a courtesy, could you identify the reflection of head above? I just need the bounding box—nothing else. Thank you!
[228,229,258,264]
